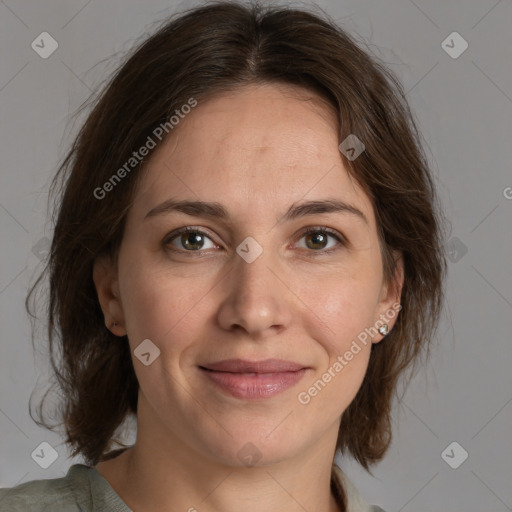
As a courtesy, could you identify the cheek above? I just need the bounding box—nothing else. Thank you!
[118,253,205,353]
[299,280,375,415]
[294,267,379,412]
[298,266,381,349]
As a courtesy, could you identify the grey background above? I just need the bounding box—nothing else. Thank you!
[1,0,511,511]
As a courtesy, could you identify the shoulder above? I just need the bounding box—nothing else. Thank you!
[0,464,94,512]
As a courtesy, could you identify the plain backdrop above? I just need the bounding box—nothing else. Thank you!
[1,1,511,511]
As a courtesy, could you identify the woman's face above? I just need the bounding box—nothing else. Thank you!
[95,83,402,467]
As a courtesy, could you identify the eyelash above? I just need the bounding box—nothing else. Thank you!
[163,226,346,257]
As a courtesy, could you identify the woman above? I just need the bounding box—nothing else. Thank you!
[0,1,446,511]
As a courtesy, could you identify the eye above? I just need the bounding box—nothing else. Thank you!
[164,226,218,253]
[164,225,346,256]
[294,227,345,254]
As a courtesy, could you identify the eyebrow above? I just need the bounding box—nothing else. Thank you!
[144,198,368,225]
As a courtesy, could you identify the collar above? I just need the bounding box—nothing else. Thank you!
[75,462,382,512]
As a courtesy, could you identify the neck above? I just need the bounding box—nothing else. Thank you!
[96,400,344,512]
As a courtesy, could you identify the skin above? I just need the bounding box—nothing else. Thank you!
[93,83,403,512]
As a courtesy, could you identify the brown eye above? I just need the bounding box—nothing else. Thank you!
[305,231,328,250]
[296,227,345,253]
[165,227,217,252]
[163,226,345,256]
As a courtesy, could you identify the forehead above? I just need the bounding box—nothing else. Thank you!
[130,83,374,226]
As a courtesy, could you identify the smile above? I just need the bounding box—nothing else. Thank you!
[198,359,309,400]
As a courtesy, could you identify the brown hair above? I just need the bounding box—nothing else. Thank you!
[27,0,447,477]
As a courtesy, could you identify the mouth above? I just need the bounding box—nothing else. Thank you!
[198,358,309,400]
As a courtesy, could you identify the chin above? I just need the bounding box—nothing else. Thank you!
[199,429,303,469]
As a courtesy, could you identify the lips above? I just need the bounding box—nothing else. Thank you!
[199,359,309,400]
[200,358,306,373]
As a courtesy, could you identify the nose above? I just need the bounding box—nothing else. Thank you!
[216,244,293,337]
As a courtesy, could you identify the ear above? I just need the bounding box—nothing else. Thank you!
[373,250,404,343]
[92,253,126,336]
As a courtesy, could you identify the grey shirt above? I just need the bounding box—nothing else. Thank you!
[0,463,386,512]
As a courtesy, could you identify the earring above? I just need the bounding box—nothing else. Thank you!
[111,321,117,329]
[378,324,389,336]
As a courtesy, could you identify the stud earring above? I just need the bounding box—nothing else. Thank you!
[111,321,117,329]
[378,324,389,336]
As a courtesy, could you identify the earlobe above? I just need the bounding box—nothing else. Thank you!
[92,254,126,336]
